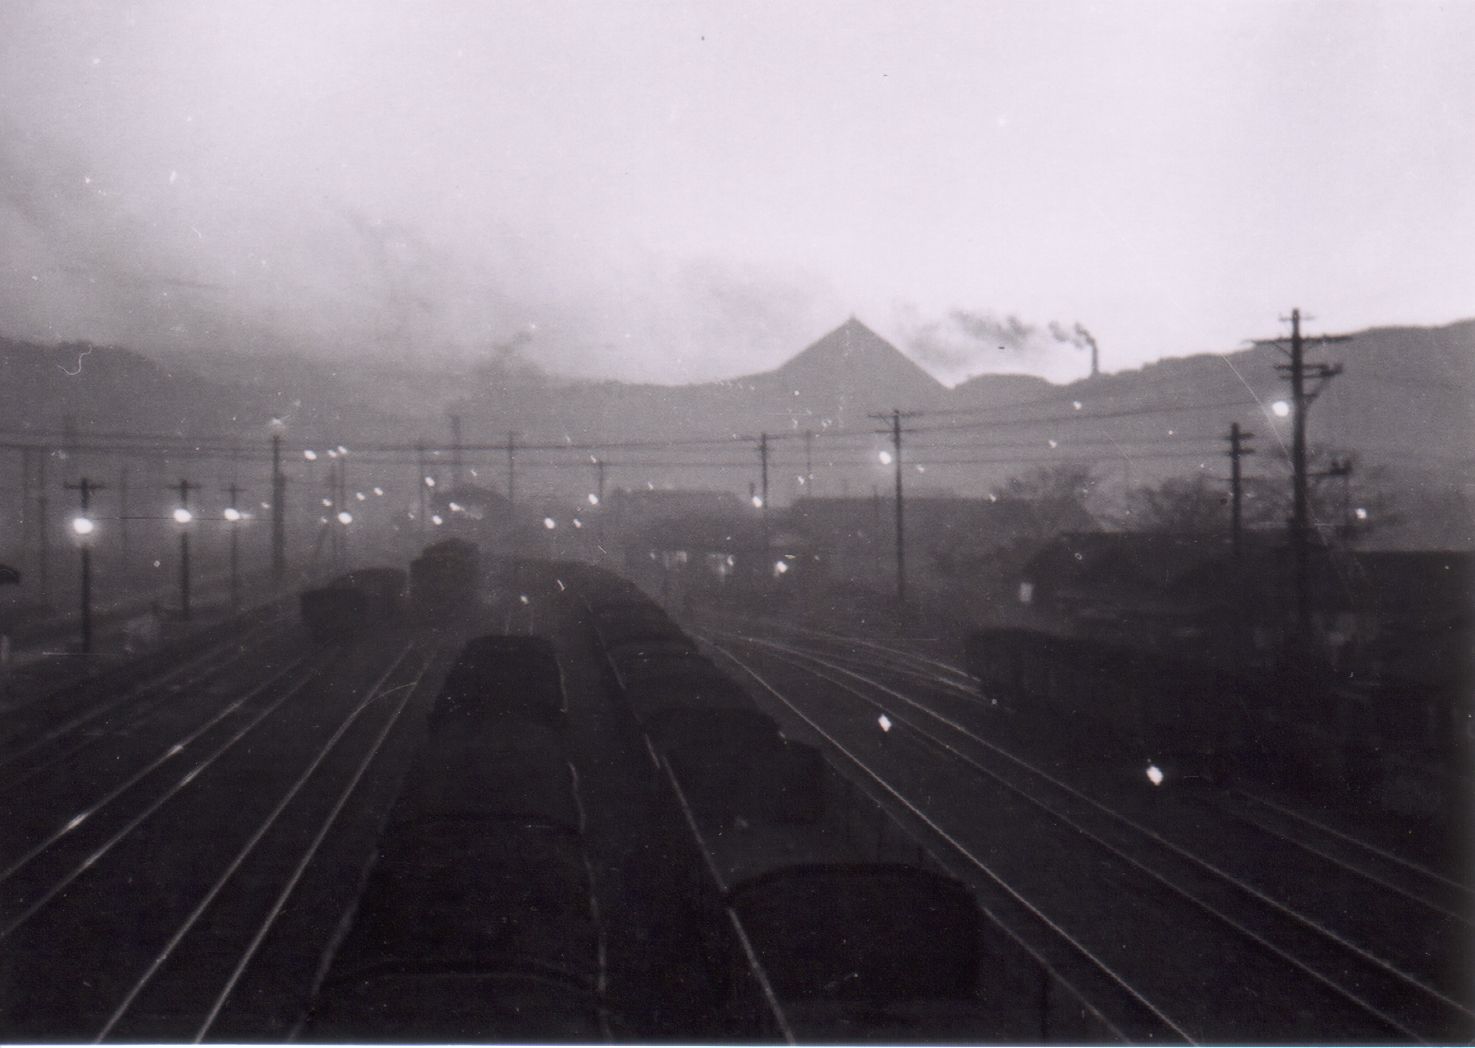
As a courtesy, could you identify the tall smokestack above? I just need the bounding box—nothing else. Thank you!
[1074,324,1100,377]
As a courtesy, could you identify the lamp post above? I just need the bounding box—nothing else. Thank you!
[172,479,197,621]
[65,477,103,654]
[224,482,244,613]
[270,418,286,587]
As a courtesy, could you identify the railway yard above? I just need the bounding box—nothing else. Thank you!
[0,554,1468,1043]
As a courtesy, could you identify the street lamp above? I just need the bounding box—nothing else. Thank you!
[171,480,197,621]
[270,417,287,587]
[66,482,100,654]
[223,483,244,613]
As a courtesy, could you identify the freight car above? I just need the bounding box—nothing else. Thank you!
[306,634,605,1042]
[409,538,481,613]
[570,564,1000,1041]
[298,566,407,643]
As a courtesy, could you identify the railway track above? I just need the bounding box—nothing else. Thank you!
[0,629,451,1042]
[702,624,1472,1044]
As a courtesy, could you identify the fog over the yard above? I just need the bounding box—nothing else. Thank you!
[1,1,1470,384]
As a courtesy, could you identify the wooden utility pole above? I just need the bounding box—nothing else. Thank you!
[506,432,517,510]
[1224,423,1255,558]
[869,409,917,608]
[757,432,771,556]
[416,442,429,541]
[271,429,286,586]
[449,414,464,489]
[1258,308,1348,638]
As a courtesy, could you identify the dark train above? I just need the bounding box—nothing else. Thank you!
[306,633,604,1042]
[409,537,481,613]
[298,567,407,643]
[574,569,1003,1041]
[309,562,1009,1041]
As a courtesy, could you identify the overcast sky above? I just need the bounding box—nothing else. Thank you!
[1,1,1470,385]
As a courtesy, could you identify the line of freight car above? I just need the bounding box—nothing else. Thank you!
[305,633,608,1042]
[299,567,407,643]
[575,569,1001,1042]
[409,538,482,614]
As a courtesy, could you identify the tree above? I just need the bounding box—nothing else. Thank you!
[1123,474,1228,534]
[1120,445,1402,544]
[994,463,1096,504]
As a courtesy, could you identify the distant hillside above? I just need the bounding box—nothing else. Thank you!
[0,337,413,445]
[4,315,1470,547]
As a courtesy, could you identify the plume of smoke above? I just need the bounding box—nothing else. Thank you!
[897,304,1102,382]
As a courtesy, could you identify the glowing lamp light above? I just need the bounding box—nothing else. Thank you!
[373,486,384,496]
[773,560,789,575]
[337,511,353,525]
[572,518,583,529]
[1355,507,1369,521]
[303,449,318,461]
[751,495,763,509]
[543,517,557,530]
[321,498,333,508]
[430,514,444,525]
[172,507,193,525]
[424,476,436,488]
[878,450,893,465]
[1271,400,1291,418]
[587,493,599,506]
[355,491,366,501]
[223,507,242,523]
[1146,763,1165,786]
[336,445,348,455]
[326,448,338,459]
[448,501,463,513]
[71,515,96,537]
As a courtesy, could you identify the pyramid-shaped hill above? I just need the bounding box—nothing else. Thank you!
[735,317,946,424]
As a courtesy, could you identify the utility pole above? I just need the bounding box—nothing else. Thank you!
[336,454,349,572]
[172,478,198,621]
[118,466,131,576]
[416,442,429,541]
[757,432,771,557]
[63,477,103,654]
[506,432,517,510]
[224,481,243,612]
[270,425,286,587]
[38,453,51,604]
[804,429,814,496]
[594,457,607,505]
[19,449,32,565]
[1258,308,1348,639]
[1224,423,1255,558]
[1316,456,1355,539]
[449,414,464,489]
[870,409,916,608]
